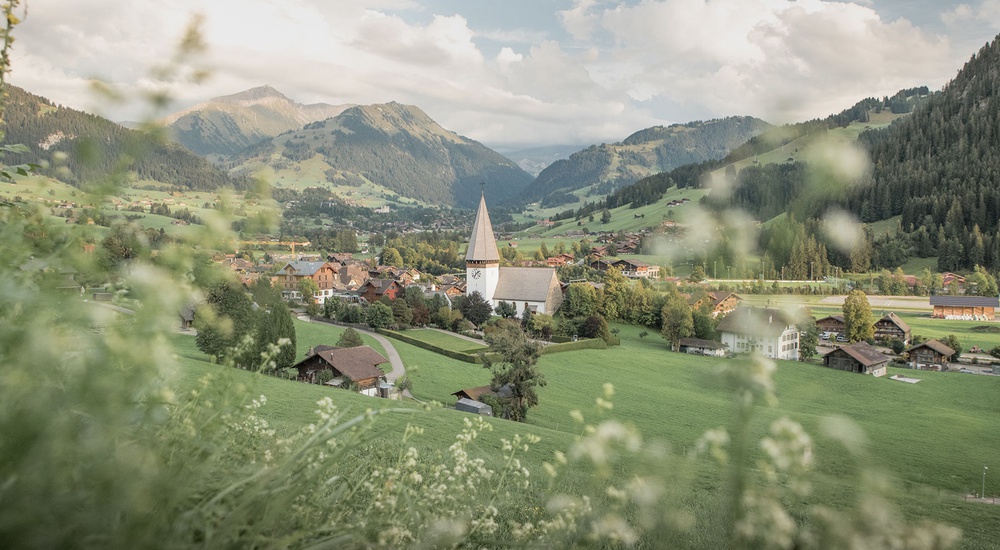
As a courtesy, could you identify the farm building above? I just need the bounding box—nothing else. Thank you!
[873,312,911,344]
[906,339,956,371]
[716,307,800,361]
[291,345,390,397]
[687,291,741,318]
[454,398,493,416]
[822,341,889,377]
[929,295,999,320]
[678,337,730,357]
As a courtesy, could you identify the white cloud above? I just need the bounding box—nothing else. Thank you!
[6,1,996,148]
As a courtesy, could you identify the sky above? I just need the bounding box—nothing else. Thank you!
[10,0,1000,150]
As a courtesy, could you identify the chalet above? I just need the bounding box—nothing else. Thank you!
[611,258,660,279]
[716,307,800,361]
[929,295,999,320]
[907,339,955,371]
[280,261,339,302]
[291,345,390,397]
[338,264,369,288]
[327,252,353,265]
[589,259,615,271]
[941,272,966,289]
[452,385,513,402]
[873,312,911,344]
[359,279,404,302]
[678,338,730,357]
[688,291,741,318]
[179,304,196,330]
[822,341,889,377]
[815,315,846,334]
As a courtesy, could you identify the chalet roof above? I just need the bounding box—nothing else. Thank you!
[907,338,956,357]
[679,337,729,350]
[362,278,401,293]
[314,345,388,381]
[493,267,559,303]
[284,261,330,276]
[716,307,796,338]
[816,314,845,323]
[612,258,649,268]
[465,192,501,263]
[878,312,911,333]
[830,341,889,367]
[452,384,513,401]
[929,295,1000,307]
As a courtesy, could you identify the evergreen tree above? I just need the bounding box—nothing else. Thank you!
[336,327,364,348]
[256,301,297,370]
[195,280,259,365]
[481,320,544,422]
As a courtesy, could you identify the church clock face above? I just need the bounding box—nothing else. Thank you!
[471,268,482,279]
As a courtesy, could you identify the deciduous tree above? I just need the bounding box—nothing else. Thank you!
[482,320,544,422]
[842,289,874,342]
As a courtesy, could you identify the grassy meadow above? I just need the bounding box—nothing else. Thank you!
[167,316,1000,549]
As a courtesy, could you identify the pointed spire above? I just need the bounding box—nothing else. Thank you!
[466,191,500,263]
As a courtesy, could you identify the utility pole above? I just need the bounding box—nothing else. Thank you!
[984,465,989,498]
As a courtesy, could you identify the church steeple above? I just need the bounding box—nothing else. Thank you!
[465,190,500,264]
[466,189,501,304]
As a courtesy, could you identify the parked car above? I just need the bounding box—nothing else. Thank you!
[836,334,848,343]
[958,368,976,374]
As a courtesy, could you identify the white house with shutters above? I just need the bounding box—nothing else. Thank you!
[716,307,800,361]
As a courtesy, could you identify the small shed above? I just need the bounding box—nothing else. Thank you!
[822,341,889,377]
[455,398,493,416]
[678,337,730,357]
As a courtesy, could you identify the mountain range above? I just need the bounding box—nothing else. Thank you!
[164,85,352,158]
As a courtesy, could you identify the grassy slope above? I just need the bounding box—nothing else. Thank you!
[168,318,1000,549]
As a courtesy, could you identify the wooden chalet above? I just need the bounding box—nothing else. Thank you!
[359,279,404,302]
[451,384,513,402]
[611,258,660,279]
[280,261,339,301]
[291,345,390,397]
[816,314,846,334]
[589,259,615,271]
[929,295,999,320]
[906,339,956,371]
[688,291,741,318]
[823,341,889,377]
[873,312,911,344]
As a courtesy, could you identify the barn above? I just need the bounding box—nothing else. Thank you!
[929,295,1000,320]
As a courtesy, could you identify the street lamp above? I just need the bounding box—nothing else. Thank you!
[984,465,989,498]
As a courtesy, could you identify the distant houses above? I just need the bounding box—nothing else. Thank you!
[907,339,956,371]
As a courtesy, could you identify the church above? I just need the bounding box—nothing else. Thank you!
[466,193,563,316]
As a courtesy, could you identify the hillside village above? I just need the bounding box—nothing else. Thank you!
[5,8,1000,549]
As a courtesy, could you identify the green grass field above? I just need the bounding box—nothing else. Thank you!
[168,317,1000,549]
[395,328,487,352]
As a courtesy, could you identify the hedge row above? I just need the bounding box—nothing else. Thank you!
[377,329,492,364]
[539,338,609,355]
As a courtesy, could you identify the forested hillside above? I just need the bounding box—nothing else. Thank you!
[0,86,244,191]
[846,36,1000,271]
[238,102,533,208]
[516,116,771,206]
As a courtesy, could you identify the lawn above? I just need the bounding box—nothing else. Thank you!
[167,318,1000,549]
[394,328,487,352]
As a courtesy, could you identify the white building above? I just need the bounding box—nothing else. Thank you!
[466,192,563,316]
[716,307,800,361]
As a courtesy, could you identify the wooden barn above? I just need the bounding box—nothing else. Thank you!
[929,295,999,320]
[822,341,889,377]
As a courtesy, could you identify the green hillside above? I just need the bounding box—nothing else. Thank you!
[0,86,244,192]
[517,116,771,206]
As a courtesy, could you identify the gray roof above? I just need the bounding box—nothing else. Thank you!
[716,307,796,338]
[455,398,492,415]
[465,192,501,263]
[929,295,1000,307]
[493,267,558,302]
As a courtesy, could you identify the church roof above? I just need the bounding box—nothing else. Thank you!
[465,192,500,263]
[494,267,558,302]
